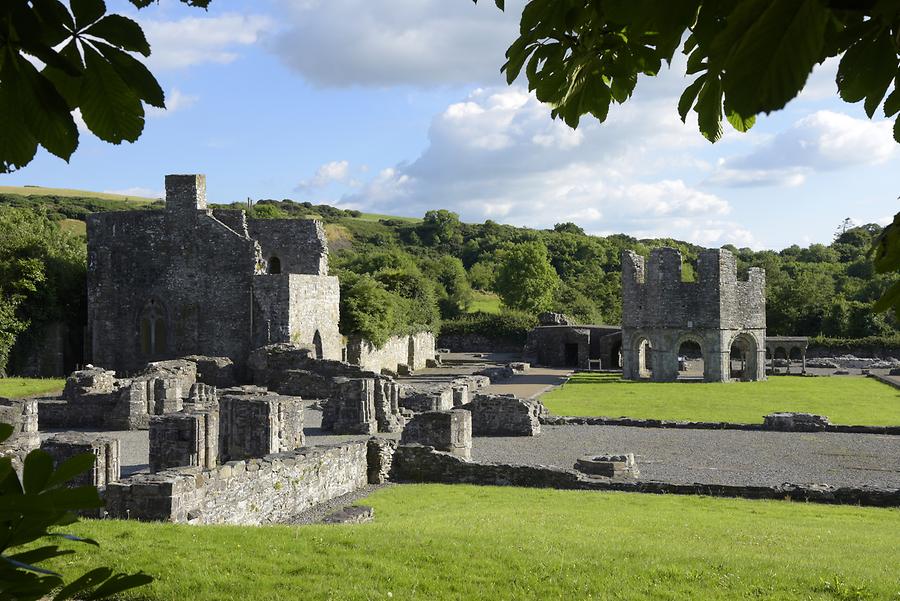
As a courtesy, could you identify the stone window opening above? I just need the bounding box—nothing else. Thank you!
[268,256,282,274]
[313,330,323,360]
[636,338,653,379]
[139,300,168,355]
[730,334,759,381]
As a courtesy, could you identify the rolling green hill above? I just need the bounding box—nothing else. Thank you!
[0,185,158,203]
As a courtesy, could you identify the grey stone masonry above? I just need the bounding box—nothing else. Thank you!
[87,174,341,376]
[104,442,368,524]
[249,344,405,433]
[400,410,472,460]
[0,398,40,472]
[218,387,304,461]
[41,433,121,488]
[763,412,830,432]
[346,331,436,374]
[460,394,542,436]
[321,378,377,435]
[621,247,766,382]
[149,405,218,472]
[181,355,237,388]
[367,437,396,484]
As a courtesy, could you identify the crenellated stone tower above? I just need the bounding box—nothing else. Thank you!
[620,247,766,382]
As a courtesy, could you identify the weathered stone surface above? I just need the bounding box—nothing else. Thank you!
[539,312,573,326]
[763,412,830,432]
[460,394,541,436]
[218,388,304,460]
[105,442,368,524]
[321,378,377,435]
[322,505,374,524]
[0,398,40,472]
[574,453,639,478]
[366,437,396,484]
[400,410,472,460]
[525,325,621,369]
[86,174,341,376]
[181,355,237,387]
[41,433,121,488]
[149,407,218,472]
[346,331,436,374]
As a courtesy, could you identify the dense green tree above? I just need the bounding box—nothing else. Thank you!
[494,241,560,313]
[467,261,497,291]
[338,275,398,348]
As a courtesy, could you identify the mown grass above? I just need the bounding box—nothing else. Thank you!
[47,484,900,600]
[0,185,156,203]
[468,291,502,314]
[541,372,900,425]
[0,377,65,398]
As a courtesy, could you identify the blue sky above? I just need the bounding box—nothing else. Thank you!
[4,0,898,249]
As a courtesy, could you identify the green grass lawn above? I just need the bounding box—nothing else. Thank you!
[468,291,502,314]
[540,372,900,425]
[45,484,900,600]
[0,377,65,398]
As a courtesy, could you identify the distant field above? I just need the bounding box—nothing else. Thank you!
[43,484,900,600]
[541,372,900,425]
[468,291,502,314]
[0,185,157,203]
[352,212,421,223]
[59,218,87,236]
[0,377,65,398]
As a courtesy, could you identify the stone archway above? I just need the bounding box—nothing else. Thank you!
[730,333,760,381]
[676,337,704,381]
[636,337,653,379]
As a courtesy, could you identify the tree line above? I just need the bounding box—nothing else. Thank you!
[0,195,896,375]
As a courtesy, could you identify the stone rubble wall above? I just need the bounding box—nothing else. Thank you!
[320,378,377,435]
[218,389,304,461]
[105,442,368,524]
[149,408,218,472]
[41,433,120,489]
[460,394,542,436]
[346,331,436,374]
[0,398,40,472]
[390,445,900,508]
[400,410,472,460]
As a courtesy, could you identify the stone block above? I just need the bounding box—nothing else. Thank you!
[322,505,374,524]
[763,412,830,432]
[149,407,218,472]
[574,453,639,478]
[400,410,471,460]
[321,378,376,435]
[219,390,304,461]
[41,433,121,488]
[366,437,396,484]
[461,394,541,436]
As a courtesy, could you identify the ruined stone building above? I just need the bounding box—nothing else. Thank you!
[86,174,341,376]
[525,313,621,369]
[621,247,766,382]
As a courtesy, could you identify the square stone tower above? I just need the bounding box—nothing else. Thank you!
[620,247,766,382]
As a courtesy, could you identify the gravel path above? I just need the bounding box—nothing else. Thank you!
[471,425,900,489]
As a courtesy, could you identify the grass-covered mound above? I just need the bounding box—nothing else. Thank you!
[47,484,900,600]
[0,377,65,398]
[541,373,900,425]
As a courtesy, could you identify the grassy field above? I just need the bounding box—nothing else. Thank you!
[45,484,900,600]
[540,372,900,425]
[468,291,502,314]
[0,185,157,203]
[0,377,65,398]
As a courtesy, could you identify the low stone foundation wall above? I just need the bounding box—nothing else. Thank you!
[460,394,541,436]
[105,442,368,524]
[346,331,436,374]
[540,415,900,435]
[391,445,900,507]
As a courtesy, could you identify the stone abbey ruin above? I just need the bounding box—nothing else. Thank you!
[1,173,898,527]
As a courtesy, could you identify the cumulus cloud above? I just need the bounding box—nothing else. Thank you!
[340,86,760,248]
[142,13,273,70]
[146,88,198,117]
[708,110,897,187]
[297,160,352,191]
[269,0,519,86]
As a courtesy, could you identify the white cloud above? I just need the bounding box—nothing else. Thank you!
[341,85,760,248]
[297,160,351,190]
[708,110,897,187]
[142,13,273,70]
[270,0,520,86]
[146,88,198,118]
[104,187,163,199]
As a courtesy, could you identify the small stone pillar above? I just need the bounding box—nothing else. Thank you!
[149,408,218,472]
[41,433,121,488]
[322,377,377,435]
[400,410,472,460]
